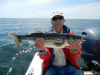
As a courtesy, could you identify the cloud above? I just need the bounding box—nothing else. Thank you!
[0,0,56,18]
[27,3,100,19]
[0,0,100,19]
[0,0,54,9]
[27,0,54,5]
[51,3,100,19]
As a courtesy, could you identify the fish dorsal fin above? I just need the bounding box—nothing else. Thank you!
[29,28,42,35]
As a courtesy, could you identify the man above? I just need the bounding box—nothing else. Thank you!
[35,12,83,75]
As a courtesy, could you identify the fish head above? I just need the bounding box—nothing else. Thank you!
[64,34,85,45]
[79,37,85,44]
[74,36,85,44]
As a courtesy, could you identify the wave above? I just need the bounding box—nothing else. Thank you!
[0,43,37,75]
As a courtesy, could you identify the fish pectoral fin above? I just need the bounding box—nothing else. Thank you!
[53,42,64,47]
[29,28,42,35]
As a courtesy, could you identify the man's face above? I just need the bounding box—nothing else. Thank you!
[51,15,65,32]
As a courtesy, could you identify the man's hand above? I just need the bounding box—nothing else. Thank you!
[35,38,45,52]
[65,42,81,51]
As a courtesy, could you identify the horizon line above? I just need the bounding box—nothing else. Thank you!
[0,18,100,20]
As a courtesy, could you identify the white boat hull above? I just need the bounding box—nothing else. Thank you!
[25,52,43,75]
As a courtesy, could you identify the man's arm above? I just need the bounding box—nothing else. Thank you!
[66,30,82,59]
[65,42,82,59]
[35,38,51,61]
[66,42,81,52]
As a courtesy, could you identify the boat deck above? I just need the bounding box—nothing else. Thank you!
[84,71,100,75]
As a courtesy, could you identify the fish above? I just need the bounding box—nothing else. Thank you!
[8,29,85,48]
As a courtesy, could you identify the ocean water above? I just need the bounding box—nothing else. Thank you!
[0,18,100,75]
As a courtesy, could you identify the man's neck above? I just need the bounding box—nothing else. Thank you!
[53,29,63,33]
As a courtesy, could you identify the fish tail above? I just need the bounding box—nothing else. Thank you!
[8,34,21,47]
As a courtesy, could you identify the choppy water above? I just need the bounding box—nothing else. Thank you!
[0,18,100,75]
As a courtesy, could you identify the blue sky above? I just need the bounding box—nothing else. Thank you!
[0,0,100,19]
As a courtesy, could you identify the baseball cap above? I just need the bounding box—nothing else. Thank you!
[51,11,64,18]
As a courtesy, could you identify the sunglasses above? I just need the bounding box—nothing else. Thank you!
[52,16,64,21]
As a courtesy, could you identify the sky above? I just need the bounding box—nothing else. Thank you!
[0,0,100,19]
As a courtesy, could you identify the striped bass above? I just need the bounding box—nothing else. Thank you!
[8,29,85,48]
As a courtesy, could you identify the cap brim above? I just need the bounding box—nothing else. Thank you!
[51,14,63,18]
